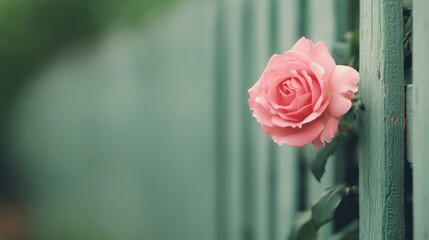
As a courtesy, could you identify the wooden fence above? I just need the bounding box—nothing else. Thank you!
[215,0,356,239]
[4,0,428,239]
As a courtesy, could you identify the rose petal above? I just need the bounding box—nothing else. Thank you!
[319,115,339,144]
[309,62,327,110]
[309,62,325,82]
[271,115,296,127]
[276,111,302,122]
[291,37,314,53]
[282,51,312,66]
[329,65,359,93]
[301,70,318,104]
[266,80,296,107]
[249,96,275,127]
[285,61,309,72]
[328,65,360,117]
[292,75,310,93]
[269,97,297,112]
[297,92,312,109]
[265,54,284,70]
[248,81,260,100]
[292,38,336,80]
[290,78,306,95]
[251,110,274,127]
[301,70,324,110]
[312,138,325,147]
[300,100,329,125]
[263,119,324,147]
[312,41,336,79]
[278,89,296,105]
[286,104,312,118]
[266,51,311,73]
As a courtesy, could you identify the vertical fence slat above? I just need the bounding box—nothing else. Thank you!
[305,0,338,238]
[246,0,270,239]
[413,0,429,238]
[225,2,244,239]
[272,1,300,239]
[215,0,243,239]
[307,0,335,43]
[359,0,405,239]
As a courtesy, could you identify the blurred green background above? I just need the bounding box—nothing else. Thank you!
[0,0,356,239]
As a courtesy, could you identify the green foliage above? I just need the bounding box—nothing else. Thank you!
[330,220,359,240]
[289,185,351,240]
[311,138,339,182]
[288,211,317,240]
[311,184,349,230]
[403,9,412,78]
[0,0,179,114]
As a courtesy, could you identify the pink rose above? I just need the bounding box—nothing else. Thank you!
[248,37,360,147]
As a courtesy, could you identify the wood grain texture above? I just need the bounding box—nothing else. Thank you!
[405,85,412,164]
[412,0,429,238]
[359,0,405,239]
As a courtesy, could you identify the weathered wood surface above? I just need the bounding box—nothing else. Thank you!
[359,0,405,239]
[413,0,429,239]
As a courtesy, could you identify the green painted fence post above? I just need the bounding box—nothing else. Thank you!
[359,0,405,239]
[412,0,429,239]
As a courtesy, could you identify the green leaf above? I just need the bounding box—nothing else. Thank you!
[311,139,338,182]
[403,16,412,74]
[288,211,317,240]
[311,184,350,230]
[330,220,359,240]
[404,15,412,36]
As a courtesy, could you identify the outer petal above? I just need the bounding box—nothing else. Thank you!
[263,119,324,147]
[292,37,336,80]
[281,51,312,67]
[292,37,314,54]
[248,83,275,127]
[309,62,325,83]
[319,115,339,144]
[312,137,324,148]
[309,62,327,110]
[251,107,274,127]
[312,114,339,147]
[265,52,310,74]
[265,54,286,71]
[312,41,336,79]
[248,81,260,100]
[328,65,360,117]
